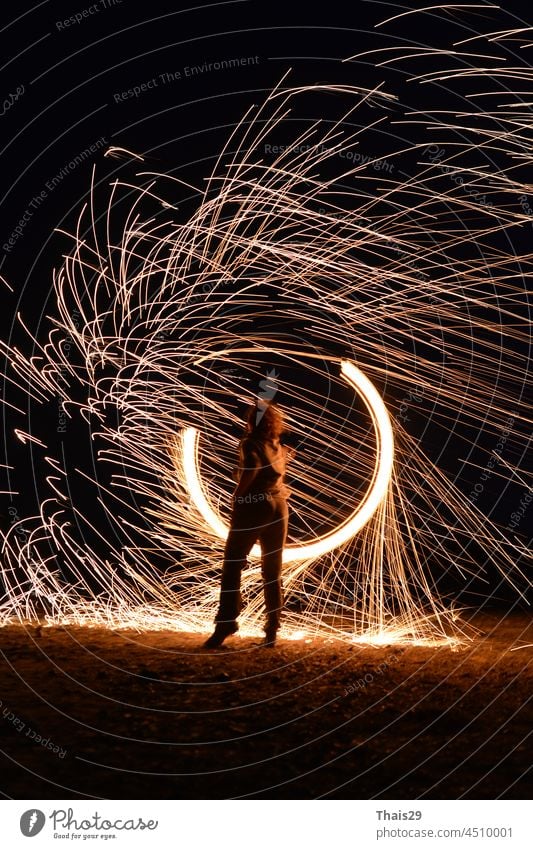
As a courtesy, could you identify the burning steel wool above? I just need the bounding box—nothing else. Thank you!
[1,9,531,645]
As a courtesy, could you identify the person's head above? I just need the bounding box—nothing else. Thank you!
[244,399,286,440]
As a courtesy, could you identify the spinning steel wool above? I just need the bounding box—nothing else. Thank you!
[1,8,531,644]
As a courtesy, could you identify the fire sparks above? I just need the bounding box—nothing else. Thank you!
[1,8,531,646]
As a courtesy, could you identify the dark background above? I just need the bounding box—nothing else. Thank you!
[1,0,531,605]
[0,0,532,805]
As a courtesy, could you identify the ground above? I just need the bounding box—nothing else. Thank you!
[0,610,531,799]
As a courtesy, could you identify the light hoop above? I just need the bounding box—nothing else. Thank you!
[180,359,394,564]
[181,360,394,563]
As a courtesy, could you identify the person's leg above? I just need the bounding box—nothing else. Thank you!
[204,506,259,647]
[258,496,288,643]
[214,521,258,625]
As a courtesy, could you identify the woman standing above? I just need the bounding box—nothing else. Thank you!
[204,400,293,648]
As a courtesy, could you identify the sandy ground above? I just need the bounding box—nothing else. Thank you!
[0,610,531,800]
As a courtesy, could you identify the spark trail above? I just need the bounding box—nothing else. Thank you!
[1,7,531,645]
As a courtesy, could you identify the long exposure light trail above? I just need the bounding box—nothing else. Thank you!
[0,5,531,645]
[180,359,395,564]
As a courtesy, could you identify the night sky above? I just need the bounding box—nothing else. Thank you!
[1,0,531,602]
[0,0,532,806]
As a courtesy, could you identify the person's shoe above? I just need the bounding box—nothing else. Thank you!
[262,625,278,648]
[203,622,238,648]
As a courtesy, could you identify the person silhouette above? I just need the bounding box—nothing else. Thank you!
[204,399,294,648]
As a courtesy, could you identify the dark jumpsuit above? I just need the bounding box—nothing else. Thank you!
[214,436,290,630]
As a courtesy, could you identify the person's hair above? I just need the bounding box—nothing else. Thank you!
[244,399,286,440]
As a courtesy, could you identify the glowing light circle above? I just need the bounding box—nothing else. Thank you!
[181,359,394,563]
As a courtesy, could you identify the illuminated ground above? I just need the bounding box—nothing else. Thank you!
[0,609,531,799]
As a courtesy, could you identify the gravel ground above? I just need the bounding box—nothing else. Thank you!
[0,610,531,799]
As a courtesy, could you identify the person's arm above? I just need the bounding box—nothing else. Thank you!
[233,466,259,501]
[232,441,260,502]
